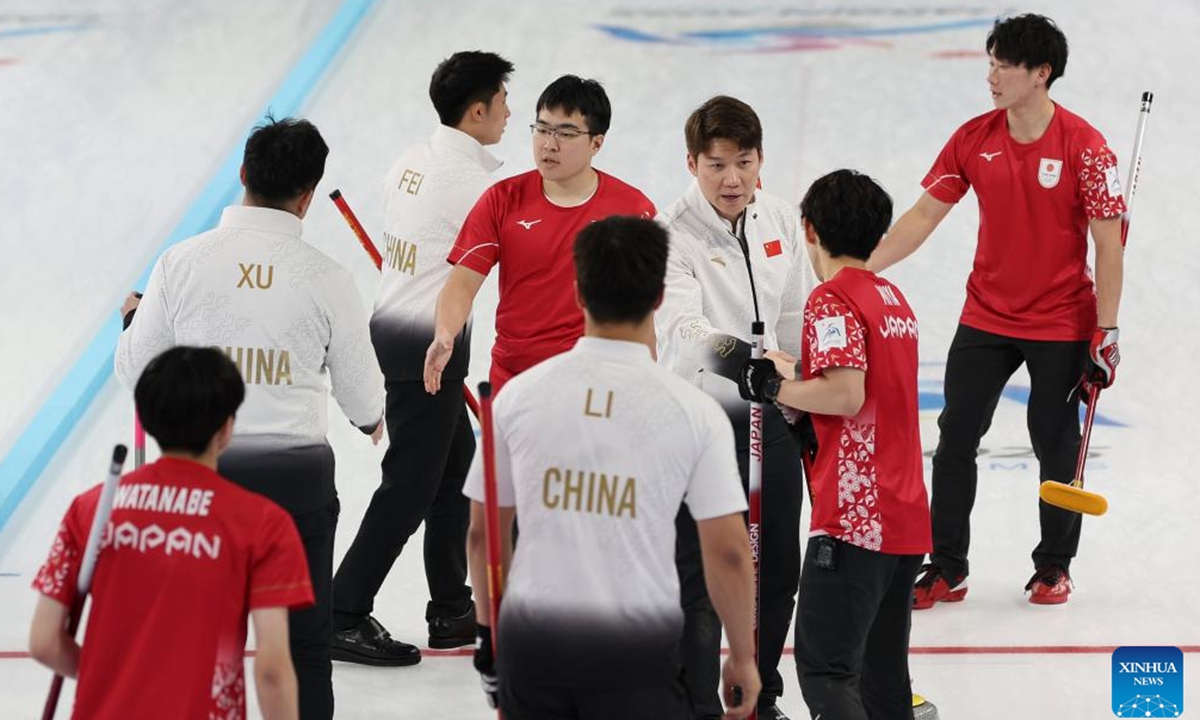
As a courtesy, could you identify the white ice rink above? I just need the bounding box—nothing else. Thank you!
[1,1,1198,718]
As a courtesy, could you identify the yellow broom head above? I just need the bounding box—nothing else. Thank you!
[1039,480,1108,516]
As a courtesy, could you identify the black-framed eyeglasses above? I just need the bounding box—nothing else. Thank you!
[529,123,592,141]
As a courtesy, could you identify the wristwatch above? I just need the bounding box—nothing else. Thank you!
[762,376,782,403]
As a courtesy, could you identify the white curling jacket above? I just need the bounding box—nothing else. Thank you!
[655,183,818,414]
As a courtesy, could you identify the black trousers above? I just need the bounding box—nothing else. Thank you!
[676,406,803,717]
[333,378,475,624]
[930,324,1087,579]
[794,540,922,720]
[219,444,338,720]
[501,677,689,720]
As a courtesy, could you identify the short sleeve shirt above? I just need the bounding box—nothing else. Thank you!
[923,104,1126,340]
[462,337,745,687]
[449,170,656,385]
[802,268,930,555]
[33,458,313,720]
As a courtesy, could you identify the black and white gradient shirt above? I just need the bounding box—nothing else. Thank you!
[371,125,502,381]
[463,336,746,686]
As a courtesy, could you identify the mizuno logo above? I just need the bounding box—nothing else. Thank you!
[980,151,1003,162]
[516,219,541,230]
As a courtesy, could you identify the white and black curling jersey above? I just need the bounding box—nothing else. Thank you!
[463,336,746,687]
[371,125,502,381]
[115,205,385,445]
[655,183,818,415]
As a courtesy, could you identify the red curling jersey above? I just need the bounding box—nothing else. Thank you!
[922,104,1126,341]
[448,169,655,391]
[802,268,931,555]
[33,458,313,720]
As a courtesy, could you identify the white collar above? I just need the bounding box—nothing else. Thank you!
[574,336,654,362]
[219,205,303,237]
[431,125,503,173]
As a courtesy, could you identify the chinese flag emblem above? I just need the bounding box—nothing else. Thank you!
[763,239,782,258]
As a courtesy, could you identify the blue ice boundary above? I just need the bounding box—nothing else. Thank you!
[0,0,379,536]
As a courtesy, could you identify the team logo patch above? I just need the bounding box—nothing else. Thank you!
[815,316,847,353]
[1105,165,1123,198]
[1038,158,1063,189]
[763,239,783,257]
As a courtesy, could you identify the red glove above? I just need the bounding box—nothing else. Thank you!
[1086,327,1120,388]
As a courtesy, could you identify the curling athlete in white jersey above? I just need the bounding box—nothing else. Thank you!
[465,216,761,720]
[115,116,384,720]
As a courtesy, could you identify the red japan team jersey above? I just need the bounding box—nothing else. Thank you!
[448,169,655,390]
[33,458,313,720]
[802,268,931,555]
[923,103,1126,341]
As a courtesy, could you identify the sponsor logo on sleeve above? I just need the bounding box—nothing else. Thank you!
[815,316,847,353]
[1038,158,1063,189]
[1105,165,1124,198]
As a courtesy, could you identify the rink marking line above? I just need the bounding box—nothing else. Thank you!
[0,0,379,535]
[6,645,1200,661]
[0,24,91,41]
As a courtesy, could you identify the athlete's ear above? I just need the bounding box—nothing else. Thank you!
[295,187,316,219]
[803,218,819,246]
[573,281,585,311]
[590,133,605,156]
[468,99,487,123]
[239,164,247,188]
[653,285,665,311]
[215,416,236,454]
[686,153,698,178]
[1034,62,1052,87]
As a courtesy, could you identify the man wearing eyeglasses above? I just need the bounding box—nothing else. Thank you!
[423,74,656,396]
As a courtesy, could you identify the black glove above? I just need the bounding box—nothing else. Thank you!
[737,358,782,403]
[474,625,498,709]
[792,411,818,464]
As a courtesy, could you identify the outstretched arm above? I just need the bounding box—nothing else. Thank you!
[425,264,486,393]
[867,192,953,273]
[775,366,866,417]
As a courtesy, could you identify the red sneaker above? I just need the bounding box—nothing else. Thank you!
[912,564,968,610]
[1025,566,1072,605]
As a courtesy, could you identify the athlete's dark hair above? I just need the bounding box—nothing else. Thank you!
[800,169,893,261]
[242,116,328,207]
[135,346,245,456]
[685,95,763,158]
[429,51,514,126]
[536,75,611,136]
[574,216,668,324]
[987,13,1068,88]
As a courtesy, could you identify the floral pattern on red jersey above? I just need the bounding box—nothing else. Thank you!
[804,288,882,550]
[210,658,246,720]
[32,522,80,603]
[835,417,883,551]
[803,290,866,377]
[1078,145,1127,219]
